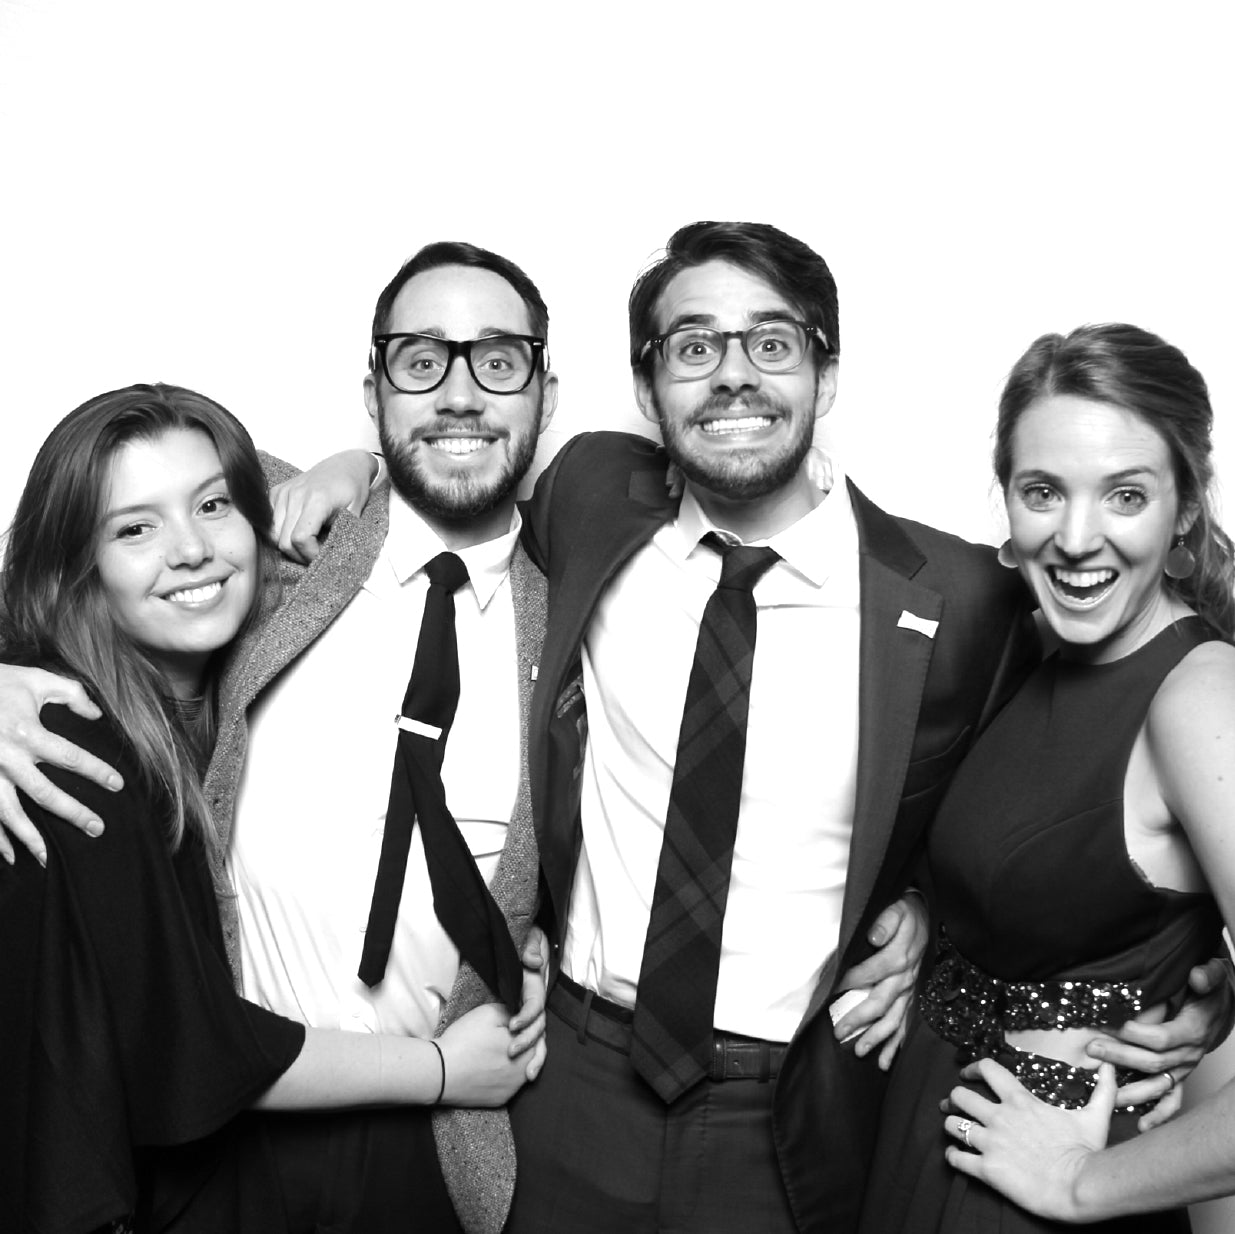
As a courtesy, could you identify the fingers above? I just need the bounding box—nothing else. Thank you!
[876,1015,909,1071]
[524,1037,547,1082]
[1,757,110,840]
[1189,958,1229,996]
[1089,1033,1202,1074]
[272,487,324,565]
[508,1009,547,1059]
[1134,1081,1183,1130]
[521,925,550,970]
[945,1111,983,1153]
[36,674,102,721]
[867,899,906,949]
[0,782,43,865]
[956,1056,1022,1105]
[841,990,912,1064]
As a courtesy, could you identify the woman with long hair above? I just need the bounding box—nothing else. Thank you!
[0,383,543,1234]
[859,324,1235,1232]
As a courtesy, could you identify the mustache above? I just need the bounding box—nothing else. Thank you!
[411,418,507,439]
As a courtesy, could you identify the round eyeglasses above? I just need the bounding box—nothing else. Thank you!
[371,333,547,395]
[637,319,828,380]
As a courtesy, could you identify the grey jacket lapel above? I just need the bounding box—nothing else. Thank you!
[432,541,546,1234]
[206,486,390,975]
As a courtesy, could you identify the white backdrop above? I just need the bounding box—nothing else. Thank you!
[3,1,1235,1225]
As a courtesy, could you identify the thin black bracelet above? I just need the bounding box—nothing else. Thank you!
[429,1039,446,1105]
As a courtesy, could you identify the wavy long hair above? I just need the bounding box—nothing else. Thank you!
[995,323,1235,641]
[1,383,273,852]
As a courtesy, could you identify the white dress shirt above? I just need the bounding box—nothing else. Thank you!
[563,463,863,1043]
[228,493,522,1038]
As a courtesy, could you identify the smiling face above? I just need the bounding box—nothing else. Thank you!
[1005,394,1195,662]
[634,259,836,532]
[364,264,557,545]
[94,427,259,697]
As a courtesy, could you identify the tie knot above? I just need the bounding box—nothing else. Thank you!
[704,534,780,593]
[425,551,469,593]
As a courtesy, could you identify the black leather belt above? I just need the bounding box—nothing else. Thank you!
[550,972,788,1083]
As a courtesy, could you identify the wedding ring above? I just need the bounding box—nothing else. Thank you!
[957,1117,974,1149]
[1164,1070,1177,1092]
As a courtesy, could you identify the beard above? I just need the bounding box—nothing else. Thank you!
[653,389,815,502]
[378,407,542,524]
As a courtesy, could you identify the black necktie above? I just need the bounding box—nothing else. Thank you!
[630,534,780,1101]
[358,551,523,1012]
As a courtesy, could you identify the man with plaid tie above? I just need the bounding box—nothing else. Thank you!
[504,221,1221,1234]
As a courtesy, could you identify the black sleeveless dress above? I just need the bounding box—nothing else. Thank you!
[859,618,1223,1234]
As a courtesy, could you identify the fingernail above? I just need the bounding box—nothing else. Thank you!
[869,926,887,945]
[106,775,122,791]
[37,850,47,868]
[86,820,103,837]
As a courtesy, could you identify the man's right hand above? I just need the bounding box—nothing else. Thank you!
[0,665,121,864]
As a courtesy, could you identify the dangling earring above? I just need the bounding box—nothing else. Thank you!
[996,540,1018,569]
[1164,535,1196,580]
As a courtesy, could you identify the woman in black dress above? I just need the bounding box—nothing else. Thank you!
[0,384,543,1234]
[859,325,1235,1233]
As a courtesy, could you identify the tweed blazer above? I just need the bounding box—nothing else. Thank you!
[204,456,545,1234]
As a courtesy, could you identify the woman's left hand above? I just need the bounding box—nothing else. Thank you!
[943,1057,1115,1222]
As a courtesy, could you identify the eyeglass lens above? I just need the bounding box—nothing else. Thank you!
[384,335,536,393]
[662,321,808,377]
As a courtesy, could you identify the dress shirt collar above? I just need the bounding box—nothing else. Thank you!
[382,490,521,609]
[672,454,857,588]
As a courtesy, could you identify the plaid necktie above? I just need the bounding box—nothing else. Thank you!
[358,551,523,1012]
[630,534,780,1101]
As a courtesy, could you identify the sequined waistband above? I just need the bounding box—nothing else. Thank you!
[919,930,1149,1112]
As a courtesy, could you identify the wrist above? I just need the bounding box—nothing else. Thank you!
[428,1038,446,1105]
[1066,1152,1109,1222]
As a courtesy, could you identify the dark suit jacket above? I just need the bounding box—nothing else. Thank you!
[521,431,1036,1234]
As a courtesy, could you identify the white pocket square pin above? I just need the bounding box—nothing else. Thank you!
[897,610,939,639]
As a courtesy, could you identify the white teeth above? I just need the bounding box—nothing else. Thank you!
[701,416,773,435]
[165,581,222,604]
[430,437,489,455]
[1054,569,1116,588]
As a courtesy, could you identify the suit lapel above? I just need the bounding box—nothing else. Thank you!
[432,542,546,1234]
[532,461,674,925]
[835,481,941,959]
[207,492,389,851]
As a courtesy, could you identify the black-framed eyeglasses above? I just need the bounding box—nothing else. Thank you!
[371,333,547,395]
[636,319,828,380]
